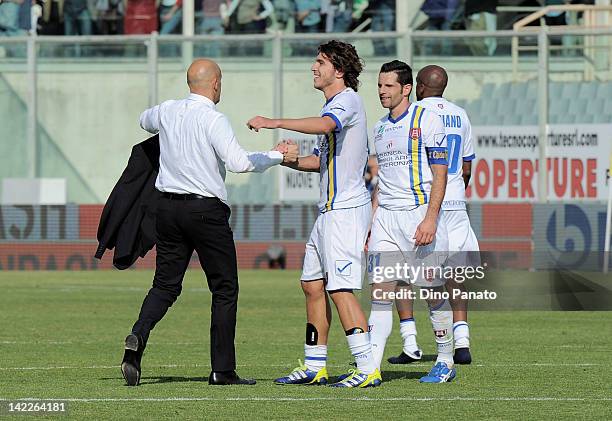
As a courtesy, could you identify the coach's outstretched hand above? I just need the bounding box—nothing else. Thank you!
[414,217,436,246]
[248,116,278,132]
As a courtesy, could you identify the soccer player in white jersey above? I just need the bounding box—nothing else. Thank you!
[247,40,381,388]
[366,60,455,383]
[387,65,479,367]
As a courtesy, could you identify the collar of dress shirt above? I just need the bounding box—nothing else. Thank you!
[187,93,216,108]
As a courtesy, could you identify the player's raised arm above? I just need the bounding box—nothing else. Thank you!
[210,115,297,173]
[247,115,337,135]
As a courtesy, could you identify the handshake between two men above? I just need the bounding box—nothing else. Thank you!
[272,140,299,165]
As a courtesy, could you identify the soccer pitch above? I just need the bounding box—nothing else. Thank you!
[1,270,611,420]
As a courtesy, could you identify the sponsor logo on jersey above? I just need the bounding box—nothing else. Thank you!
[335,260,352,277]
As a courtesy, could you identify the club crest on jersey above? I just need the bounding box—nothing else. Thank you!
[410,128,421,139]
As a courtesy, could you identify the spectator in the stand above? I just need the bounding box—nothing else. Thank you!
[225,0,273,55]
[18,0,32,33]
[63,0,94,35]
[545,0,574,55]
[197,0,228,56]
[226,0,273,33]
[271,0,291,30]
[421,0,459,55]
[38,0,64,36]
[464,0,497,56]
[124,0,158,34]
[160,0,182,34]
[328,0,352,32]
[96,0,124,34]
[292,0,320,56]
[370,0,395,56]
[0,0,27,36]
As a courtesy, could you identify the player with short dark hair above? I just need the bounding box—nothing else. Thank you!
[366,60,457,383]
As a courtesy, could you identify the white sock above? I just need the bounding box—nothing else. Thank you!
[347,332,377,375]
[399,317,420,355]
[429,299,454,366]
[304,344,327,372]
[368,301,393,369]
[453,321,470,349]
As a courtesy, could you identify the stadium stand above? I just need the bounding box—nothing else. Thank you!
[459,81,612,125]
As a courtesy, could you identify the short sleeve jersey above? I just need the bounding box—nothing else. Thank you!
[373,103,448,211]
[314,88,371,213]
[417,97,475,210]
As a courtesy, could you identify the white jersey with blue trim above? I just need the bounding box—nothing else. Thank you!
[373,103,447,211]
[314,87,371,213]
[416,97,475,211]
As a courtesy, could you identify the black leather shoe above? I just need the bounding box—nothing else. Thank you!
[121,333,145,386]
[208,371,256,385]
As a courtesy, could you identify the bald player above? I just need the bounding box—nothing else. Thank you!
[121,59,297,386]
[387,65,479,366]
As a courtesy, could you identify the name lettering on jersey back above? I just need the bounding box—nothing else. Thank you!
[439,114,461,128]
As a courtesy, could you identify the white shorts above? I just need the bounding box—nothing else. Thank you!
[301,204,372,291]
[367,205,449,287]
[443,209,480,268]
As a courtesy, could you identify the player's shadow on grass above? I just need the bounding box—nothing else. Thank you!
[138,376,209,385]
[419,354,437,362]
[380,371,429,382]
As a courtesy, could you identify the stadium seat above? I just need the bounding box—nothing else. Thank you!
[560,82,579,100]
[480,84,496,100]
[495,83,512,99]
[586,98,605,123]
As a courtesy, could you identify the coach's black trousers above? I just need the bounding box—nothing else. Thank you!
[131,195,238,372]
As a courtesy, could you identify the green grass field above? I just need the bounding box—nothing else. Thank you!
[1,270,611,420]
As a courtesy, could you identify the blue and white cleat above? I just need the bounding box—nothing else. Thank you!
[274,360,328,385]
[419,362,456,383]
[330,368,382,388]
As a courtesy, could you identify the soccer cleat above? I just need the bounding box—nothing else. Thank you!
[274,360,328,385]
[419,362,456,383]
[329,368,382,388]
[121,333,144,386]
[453,347,472,365]
[387,349,423,364]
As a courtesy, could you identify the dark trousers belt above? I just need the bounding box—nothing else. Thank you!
[161,192,211,200]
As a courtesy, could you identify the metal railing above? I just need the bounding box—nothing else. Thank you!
[512,4,612,81]
[1,28,612,201]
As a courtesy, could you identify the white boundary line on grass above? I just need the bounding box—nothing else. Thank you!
[2,397,611,403]
[0,363,601,371]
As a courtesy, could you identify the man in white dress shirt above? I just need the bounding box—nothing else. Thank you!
[121,59,297,387]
